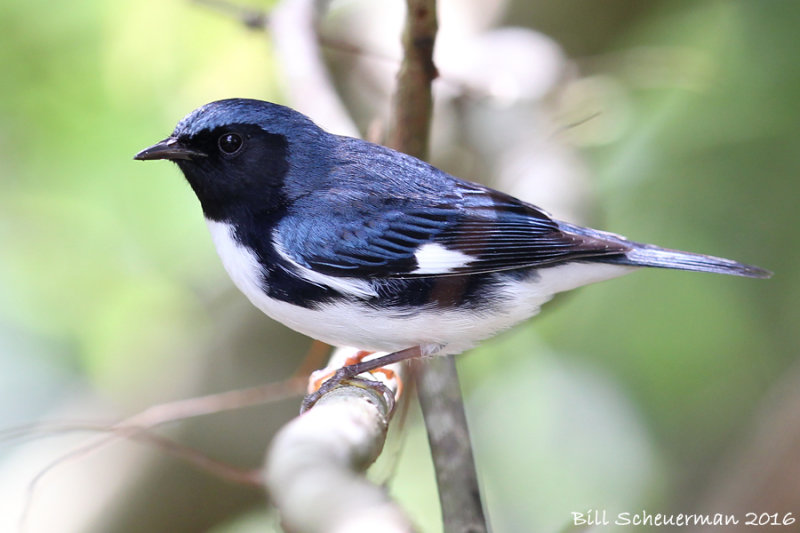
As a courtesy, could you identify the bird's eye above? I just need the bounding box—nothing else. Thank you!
[218,133,243,155]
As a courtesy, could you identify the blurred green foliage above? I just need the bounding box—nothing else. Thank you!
[0,0,798,531]
[458,0,799,529]
[0,0,282,390]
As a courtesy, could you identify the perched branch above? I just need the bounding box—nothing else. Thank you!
[264,376,414,533]
[265,344,410,531]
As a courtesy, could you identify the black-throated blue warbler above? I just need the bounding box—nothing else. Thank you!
[135,98,770,404]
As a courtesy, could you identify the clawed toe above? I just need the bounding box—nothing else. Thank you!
[300,372,395,414]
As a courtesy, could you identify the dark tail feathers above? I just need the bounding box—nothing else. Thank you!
[559,222,772,279]
[604,243,772,278]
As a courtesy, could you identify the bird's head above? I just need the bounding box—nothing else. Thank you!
[135,98,329,221]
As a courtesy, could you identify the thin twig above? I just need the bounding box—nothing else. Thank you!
[18,424,263,530]
[21,432,260,530]
[17,377,305,528]
[121,376,306,428]
[413,358,488,532]
[387,0,439,159]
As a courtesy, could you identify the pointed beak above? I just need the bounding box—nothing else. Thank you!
[134,137,207,161]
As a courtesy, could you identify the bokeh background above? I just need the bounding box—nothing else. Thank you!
[1,0,798,531]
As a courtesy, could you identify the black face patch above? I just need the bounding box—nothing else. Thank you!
[175,124,290,222]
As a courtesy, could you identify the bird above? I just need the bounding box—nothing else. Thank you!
[135,98,770,407]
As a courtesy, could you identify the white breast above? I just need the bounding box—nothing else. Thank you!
[206,219,267,306]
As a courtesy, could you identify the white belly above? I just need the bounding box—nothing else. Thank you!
[206,220,632,354]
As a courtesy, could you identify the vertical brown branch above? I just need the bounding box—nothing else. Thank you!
[387,0,439,159]
[413,357,489,533]
[386,1,489,532]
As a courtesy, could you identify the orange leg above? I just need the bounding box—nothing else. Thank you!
[310,350,373,392]
[309,350,403,399]
[371,367,403,399]
[301,345,422,413]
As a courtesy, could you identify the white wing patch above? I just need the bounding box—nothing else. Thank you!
[412,243,474,275]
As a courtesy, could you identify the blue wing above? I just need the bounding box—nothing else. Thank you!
[275,143,628,279]
[272,139,769,281]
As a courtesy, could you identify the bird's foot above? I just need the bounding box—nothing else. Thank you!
[300,373,396,414]
[307,350,375,394]
[300,347,421,413]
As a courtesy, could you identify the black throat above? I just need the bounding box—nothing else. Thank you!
[176,125,291,223]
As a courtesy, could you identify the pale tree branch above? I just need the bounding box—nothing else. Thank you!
[264,381,414,533]
[264,344,412,531]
